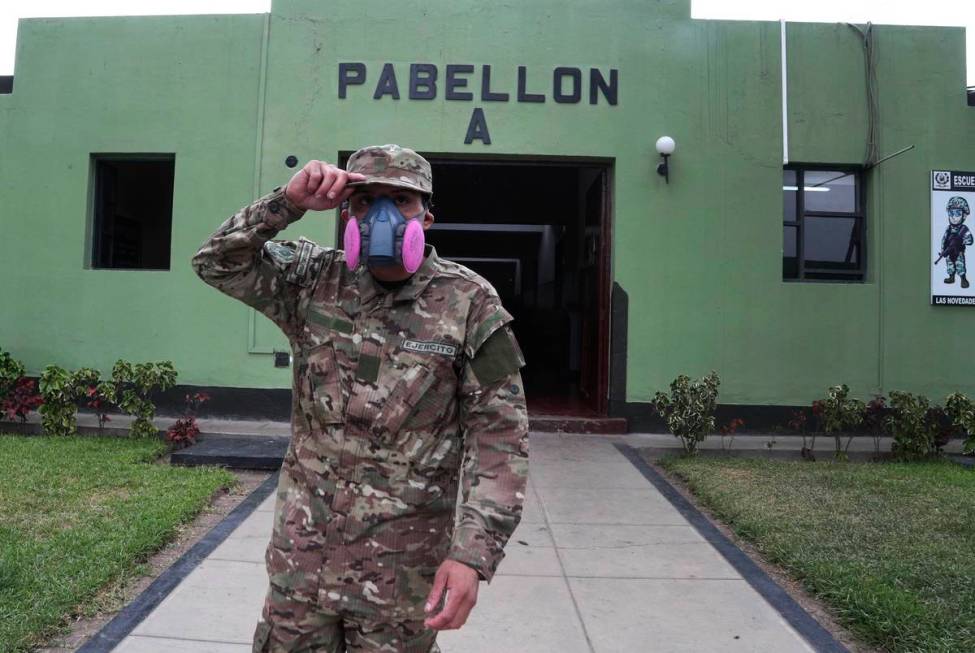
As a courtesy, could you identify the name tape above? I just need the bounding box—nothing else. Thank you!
[402,339,458,357]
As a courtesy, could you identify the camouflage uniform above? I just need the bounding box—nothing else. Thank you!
[942,196,973,282]
[191,145,529,653]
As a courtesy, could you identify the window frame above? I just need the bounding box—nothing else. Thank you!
[88,153,176,271]
[783,164,866,283]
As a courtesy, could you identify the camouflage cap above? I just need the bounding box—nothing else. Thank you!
[346,144,433,196]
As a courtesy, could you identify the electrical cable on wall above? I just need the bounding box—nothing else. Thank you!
[847,22,880,168]
[847,24,914,170]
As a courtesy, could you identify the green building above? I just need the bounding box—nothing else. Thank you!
[1,0,973,429]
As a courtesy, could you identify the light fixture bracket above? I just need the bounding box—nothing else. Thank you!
[657,154,671,184]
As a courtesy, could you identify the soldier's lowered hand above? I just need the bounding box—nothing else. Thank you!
[423,559,480,630]
[285,160,366,212]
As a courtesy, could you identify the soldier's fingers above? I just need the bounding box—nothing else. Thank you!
[348,171,368,182]
[315,166,337,198]
[438,588,474,630]
[309,161,330,194]
[428,585,469,630]
[445,593,475,629]
[287,168,307,197]
[425,569,448,614]
[328,171,350,200]
[424,595,456,629]
[304,162,323,195]
[424,605,453,630]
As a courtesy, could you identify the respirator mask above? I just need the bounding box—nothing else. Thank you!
[343,197,426,273]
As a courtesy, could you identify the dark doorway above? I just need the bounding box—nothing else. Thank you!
[427,159,612,417]
[336,154,613,417]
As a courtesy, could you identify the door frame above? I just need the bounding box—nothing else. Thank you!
[593,166,613,416]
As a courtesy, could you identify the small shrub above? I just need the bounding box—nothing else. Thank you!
[818,384,865,460]
[863,395,889,459]
[2,378,43,423]
[719,417,744,451]
[886,391,943,461]
[651,371,720,456]
[0,349,26,400]
[166,418,200,449]
[62,368,116,433]
[107,360,177,438]
[39,365,109,435]
[789,408,816,461]
[166,392,210,449]
[927,406,956,452]
[85,383,115,433]
[945,392,975,455]
[38,366,86,436]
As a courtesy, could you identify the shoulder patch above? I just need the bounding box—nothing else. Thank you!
[470,326,526,386]
[263,241,295,265]
[285,238,319,286]
[263,237,325,288]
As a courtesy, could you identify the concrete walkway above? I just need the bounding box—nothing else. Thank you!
[109,433,825,653]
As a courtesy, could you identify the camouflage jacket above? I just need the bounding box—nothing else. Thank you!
[191,187,529,621]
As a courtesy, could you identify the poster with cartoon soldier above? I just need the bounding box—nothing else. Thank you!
[931,170,975,305]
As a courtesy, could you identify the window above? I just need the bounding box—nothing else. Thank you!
[783,167,864,281]
[90,156,175,270]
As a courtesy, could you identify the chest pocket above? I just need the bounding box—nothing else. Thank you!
[296,343,345,428]
[373,351,460,464]
[298,309,356,429]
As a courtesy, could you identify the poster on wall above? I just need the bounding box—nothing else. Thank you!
[931,170,975,305]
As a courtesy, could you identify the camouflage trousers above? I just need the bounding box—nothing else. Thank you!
[947,252,967,276]
[253,584,440,653]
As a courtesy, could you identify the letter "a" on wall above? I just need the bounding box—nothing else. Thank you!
[465,108,491,145]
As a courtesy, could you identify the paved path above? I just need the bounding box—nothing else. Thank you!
[110,433,821,652]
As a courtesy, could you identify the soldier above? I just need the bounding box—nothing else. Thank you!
[191,144,529,652]
[939,196,973,288]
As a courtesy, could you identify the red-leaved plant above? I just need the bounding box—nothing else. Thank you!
[791,406,816,461]
[86,385,113,432]
[2,378,43,423]
[166,392,210,449]
[719,417,745,451]
[863,395,888,459]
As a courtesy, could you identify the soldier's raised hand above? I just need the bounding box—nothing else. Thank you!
[285,160,366,212]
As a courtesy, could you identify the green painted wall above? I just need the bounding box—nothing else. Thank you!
[0,14,273,387]
[1,0,972,408]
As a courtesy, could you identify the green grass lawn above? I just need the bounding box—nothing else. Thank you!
[659,456,975,653]
[0,434,237,653]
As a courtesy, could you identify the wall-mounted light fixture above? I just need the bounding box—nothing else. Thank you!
[655,136,676,184]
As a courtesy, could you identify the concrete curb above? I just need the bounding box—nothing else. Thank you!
[615,444,850,653]
[76,473,279,653]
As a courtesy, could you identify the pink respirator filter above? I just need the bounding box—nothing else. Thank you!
[343,218,361,270]
[402,220,425,273]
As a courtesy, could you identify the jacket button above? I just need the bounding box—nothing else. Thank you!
[268,201,280,214]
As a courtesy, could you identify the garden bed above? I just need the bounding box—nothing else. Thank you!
[657,455,975,653]
[0,434,237,652]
